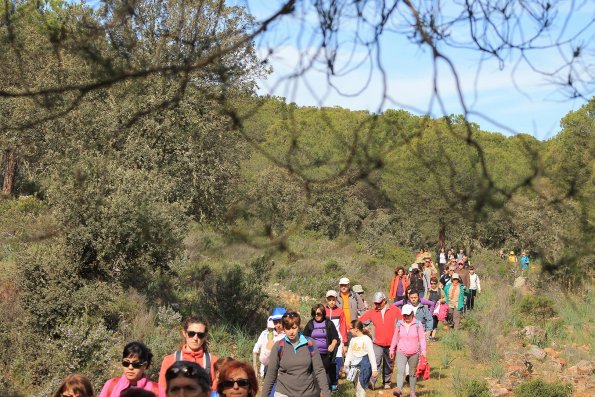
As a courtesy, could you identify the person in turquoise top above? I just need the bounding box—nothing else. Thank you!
[520,252,530,270]
[443,274,468,329]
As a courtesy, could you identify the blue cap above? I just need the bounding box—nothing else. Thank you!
[270,307,286,320]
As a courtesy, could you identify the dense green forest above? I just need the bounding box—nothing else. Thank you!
[0,0,593,396]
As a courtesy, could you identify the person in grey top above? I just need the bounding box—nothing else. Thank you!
[261,311,330,397]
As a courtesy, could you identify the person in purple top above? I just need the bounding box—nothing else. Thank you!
[393,287,435,315]
[303,303,341,392]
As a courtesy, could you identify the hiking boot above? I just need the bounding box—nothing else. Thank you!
[393,388,402,397]
[384,384,391,390]
[331,385,338,393]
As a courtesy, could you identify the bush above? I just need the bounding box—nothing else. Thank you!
[461,379,490,397]
[514,379,572,397]
[516,294,557,327]
[443,330,463,350]
[182,256,272,333]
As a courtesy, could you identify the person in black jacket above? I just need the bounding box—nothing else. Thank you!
[303,303,341,392]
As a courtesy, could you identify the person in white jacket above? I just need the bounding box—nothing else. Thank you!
[343,320,378,397]
[466,266,481,310]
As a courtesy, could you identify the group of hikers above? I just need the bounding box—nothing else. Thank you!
[53,248,485,397]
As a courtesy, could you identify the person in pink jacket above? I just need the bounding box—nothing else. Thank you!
[99,341,159,397]
[389,305,426,397]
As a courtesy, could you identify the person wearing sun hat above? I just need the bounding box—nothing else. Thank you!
[443,274,467,329]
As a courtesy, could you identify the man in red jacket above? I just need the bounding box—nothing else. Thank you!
[359,292,403,390]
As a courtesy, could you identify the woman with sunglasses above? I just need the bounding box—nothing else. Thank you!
[52,374,94,397]
[99,341,158,397]
[303,303,340,391]
[261,311,331,397]
[159,316,218,395]
[216,360,258,397]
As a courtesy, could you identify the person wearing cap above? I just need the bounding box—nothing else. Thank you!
[325,290,348,390]
[336,277,365,329]
[165,361,211,397]
[466,266,481,311]
[508,250,518,264]
[253,307,286,379]
[443,273,467,329]
[389,304,427,397]
[409,263,427,299]
[358,291,403,390]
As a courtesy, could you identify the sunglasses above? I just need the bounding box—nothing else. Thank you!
[122,360,146,369]
[282,311,299,318]
[187,331,206,339]
[165,363,201,382]
[220,379,250,389]
[315,311,323,316]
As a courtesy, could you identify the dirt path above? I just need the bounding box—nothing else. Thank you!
[336,327,473,397]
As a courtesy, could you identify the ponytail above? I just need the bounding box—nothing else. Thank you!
[351,320,371,337]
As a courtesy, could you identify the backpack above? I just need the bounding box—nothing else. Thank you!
[412,272,424,293]
[277,337,316,361]
[174,350,211,377]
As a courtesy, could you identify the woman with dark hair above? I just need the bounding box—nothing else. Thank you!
[52,374,94,397]
[216,360,258,397]
[99,342,158,397]
[159,316,219,394]
[389,266,409,303]
[261,311,330,397]
[343,320,377,397]
[303,304,340,391]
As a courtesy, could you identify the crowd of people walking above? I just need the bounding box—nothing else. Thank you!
[52,247,492,397]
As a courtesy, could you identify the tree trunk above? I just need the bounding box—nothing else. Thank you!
[438,219,446,249]
[2,145,17,196]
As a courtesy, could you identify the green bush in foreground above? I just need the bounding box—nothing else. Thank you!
[462,379,490,397]
[514,379,572,397]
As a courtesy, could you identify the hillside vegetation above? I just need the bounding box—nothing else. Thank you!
[0,2,593,395]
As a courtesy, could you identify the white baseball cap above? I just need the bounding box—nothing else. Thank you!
[339,277,350,285]
[326,290,338,298]
[402,304,414,316]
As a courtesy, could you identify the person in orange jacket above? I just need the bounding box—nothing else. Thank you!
[389,266,409,303]
[158,316,218,397]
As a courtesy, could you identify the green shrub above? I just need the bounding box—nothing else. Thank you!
[517,294,557,327]
[461,379,490,397]
[487,364,505,382]
[514,379,572,397]
[182,256,272,333]
[443,330,463,350]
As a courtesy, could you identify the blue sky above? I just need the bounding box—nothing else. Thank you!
[235,0,594,140]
